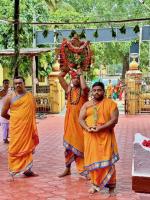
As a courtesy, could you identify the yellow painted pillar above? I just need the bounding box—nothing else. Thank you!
[125,70,142,114]
[0,64,3,86]
[48,71,65,113]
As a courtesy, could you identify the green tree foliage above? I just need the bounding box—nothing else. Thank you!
[140,42,149,73]
[38,52,54,77]
[63,0,150,79]
[64,0,150,20]
[90,42,131,79]
[0,0,149,78]
[0,0,51,77]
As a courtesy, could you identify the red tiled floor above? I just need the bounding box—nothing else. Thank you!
[0,114,150,200]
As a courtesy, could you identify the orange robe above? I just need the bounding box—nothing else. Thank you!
[8,92,39,176]
[64,87,88,176]
[84,98,119,189]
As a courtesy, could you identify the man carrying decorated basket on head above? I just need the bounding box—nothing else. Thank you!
[58,67,89,178]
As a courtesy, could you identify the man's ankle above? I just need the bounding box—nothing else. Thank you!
[3,139,9,143]
[58,168,71,177]
[66,167,71,171]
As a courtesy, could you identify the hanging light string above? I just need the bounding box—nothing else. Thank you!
[0,17,150,26]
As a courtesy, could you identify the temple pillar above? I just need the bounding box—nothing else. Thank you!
[48,64,65,113]
[125,54,142,114]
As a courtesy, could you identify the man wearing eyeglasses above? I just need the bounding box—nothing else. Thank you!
[1,76,39,179]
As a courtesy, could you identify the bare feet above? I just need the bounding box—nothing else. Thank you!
[24,171,39,177]
[58,168,71,178]
[88,187,97,194]
[109,188,115,197]
[85,174,91,180]
[3,139,9,144]
[7,174,14,182]
[88,185,99,194]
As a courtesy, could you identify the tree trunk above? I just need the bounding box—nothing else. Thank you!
[122,53,129,80]
[13,0,20,77]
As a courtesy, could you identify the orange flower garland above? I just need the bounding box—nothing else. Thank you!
[69,87,81,105]
[58,37,92,72]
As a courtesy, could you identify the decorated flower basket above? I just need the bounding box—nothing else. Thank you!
[58,36,93,73]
